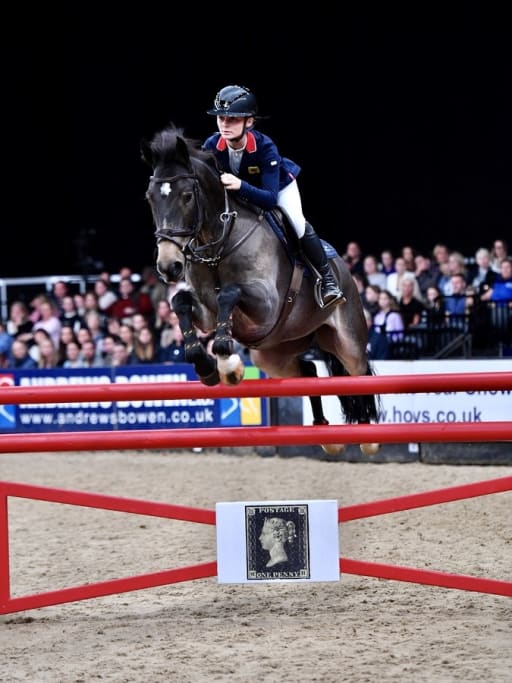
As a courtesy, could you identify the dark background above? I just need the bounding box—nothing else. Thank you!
[3,6,511,278]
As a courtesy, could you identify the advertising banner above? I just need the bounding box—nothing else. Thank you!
[0,364,269,433]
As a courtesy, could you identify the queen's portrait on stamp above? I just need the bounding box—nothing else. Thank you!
[259,517,297,568]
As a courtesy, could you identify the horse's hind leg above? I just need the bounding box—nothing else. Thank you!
[298,357,347,456]
[172,290,220,386]
[211,284,245,385]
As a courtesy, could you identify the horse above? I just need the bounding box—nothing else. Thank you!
[141,123,380,455]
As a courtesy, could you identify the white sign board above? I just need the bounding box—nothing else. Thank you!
[303,359,512,426]
[216,499,340,583]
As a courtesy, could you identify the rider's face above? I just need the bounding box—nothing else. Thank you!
[217,116,251,141]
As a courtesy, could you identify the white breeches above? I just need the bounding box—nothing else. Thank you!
[277,180,306,238]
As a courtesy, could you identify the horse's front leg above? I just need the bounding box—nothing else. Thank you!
[172,290,220,386]
[211,283,245,385]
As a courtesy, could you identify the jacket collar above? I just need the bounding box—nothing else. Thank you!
[216,130,257,153]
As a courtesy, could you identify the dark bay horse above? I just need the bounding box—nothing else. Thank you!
[141,124,379,455]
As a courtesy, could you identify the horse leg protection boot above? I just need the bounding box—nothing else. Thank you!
[300,223,345,307]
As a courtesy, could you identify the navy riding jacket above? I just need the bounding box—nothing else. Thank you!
[202,130,301,211]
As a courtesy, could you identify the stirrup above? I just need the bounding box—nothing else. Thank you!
[313,279,347,309]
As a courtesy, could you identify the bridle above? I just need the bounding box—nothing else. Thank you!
[150,170,262,268]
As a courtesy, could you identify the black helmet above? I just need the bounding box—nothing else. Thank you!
[207,85,258,117]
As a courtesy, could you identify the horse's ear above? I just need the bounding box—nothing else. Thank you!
[175,135,193,173]
[140,139,153,167]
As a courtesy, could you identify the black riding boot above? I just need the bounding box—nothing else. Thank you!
[300,223,345,307]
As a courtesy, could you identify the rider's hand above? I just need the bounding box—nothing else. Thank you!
[220,173,242,191]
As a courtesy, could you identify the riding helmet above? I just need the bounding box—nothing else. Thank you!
[207,85,258,117]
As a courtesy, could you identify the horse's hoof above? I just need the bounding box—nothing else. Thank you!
[360,443,380,456]
[321,443,347,456]
[218,355,245,385]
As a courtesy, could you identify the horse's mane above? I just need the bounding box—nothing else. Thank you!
[147,122,214,167]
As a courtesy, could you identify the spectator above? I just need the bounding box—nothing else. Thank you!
[379,249,395,277]
[6,301,33,343]
[37,334,59,369]
[59,295,84,334]
[373,290,405,342]
[431,243,451,281]
[470,247,497,295]
[0,320,13,366]
[80,339,103,368]
[139,265,169,313]
[63,341,86,368]
[83,310,105,348]
[362,284,381,317]
[94,278,118,316]
[98,334,118,366]
[343,241,364,276]
[363,309,390,360]
[398,274,425,329]
[108,277,153,322]
[440,251,468,296]
[387,257,422,302]
[414,253,438,298]
[480,259,512,303]
[7,338,37,369]
[111,339,132,367]
[50,280,70,315]
[132,326,158,364]
[57,325,79,366]
[444,274,472,331]
[118,323,136,357]
[32,299,62,348]
[490,239,509,273]
[423,285,446,324]
[401,245,416,272]
[153,299,175,349]
[363,255,387,289]
[158,317,187,363]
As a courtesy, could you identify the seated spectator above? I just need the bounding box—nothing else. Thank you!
[480,259,512,304]
[139,265,169,313]
[469,247,497,295]
[414,253,438,298]
[362,285,381,317]
[401,245,416,272]
[36,334,60,369]
[132,326,158,364]
[0,320,13,367]
[440,251,468,295]
[63,341,86,368]
[388,257,423,302]
[7,338,37,369]
[343,241,365,276]
[444,273,472,330]
[98,334,118,366]
[363,309,390,360]
[379,249,395,277]
[431,242,451,281]
[111,339,133,367]
[59,295,84,335]
[363,254,387,289]
[373,290,405,342]
[108,277,153,322]
[158,318,186,363]
[398,274,425,328]
[118,323,136,357]
[80,339,103,367]
[6,301,33,342]
[94,278,118,316]
[490,239,509,273]
[32,299,62,348]
[153,299,175,349]
[50,280,70,315]
[57,325,80,366]
[423,285,446,324]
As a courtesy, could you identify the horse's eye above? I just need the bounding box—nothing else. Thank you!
[182,191,194,204]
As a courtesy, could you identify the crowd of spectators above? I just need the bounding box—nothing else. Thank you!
[0,238,511,369]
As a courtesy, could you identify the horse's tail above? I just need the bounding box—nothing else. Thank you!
[325,353,380,424]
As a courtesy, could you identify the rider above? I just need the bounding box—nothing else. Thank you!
[203,85,345,308]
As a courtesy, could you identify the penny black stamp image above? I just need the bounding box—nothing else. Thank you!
[245,504,310,580]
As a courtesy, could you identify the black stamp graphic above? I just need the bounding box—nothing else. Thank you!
[245,504,310,580]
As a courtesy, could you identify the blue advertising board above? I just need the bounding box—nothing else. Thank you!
[0,364,269,433]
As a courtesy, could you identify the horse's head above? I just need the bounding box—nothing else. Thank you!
[141,123,220,283]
